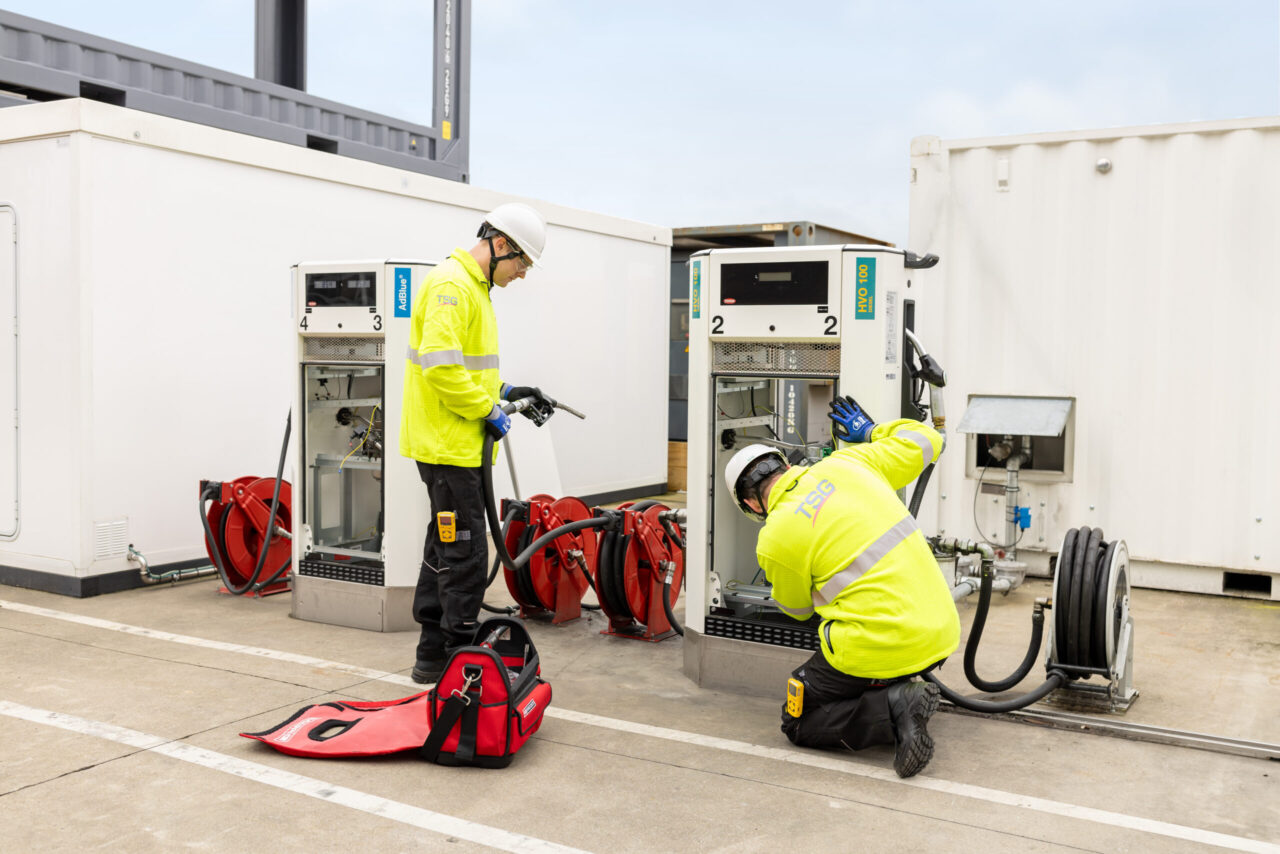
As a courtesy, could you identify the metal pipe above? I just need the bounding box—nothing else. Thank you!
[1003,436,1029,558]
[130,545,218,585]
[933,536,995,562]
[951,575,1011,600]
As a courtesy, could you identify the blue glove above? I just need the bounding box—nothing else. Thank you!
[484,404,511,439]
[829,395,875,443]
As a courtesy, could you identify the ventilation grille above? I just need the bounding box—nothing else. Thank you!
[712,342,840,377]
[299,557,385,586]
[92,519,128,560]
[303,337,383,362]
[705,615,819,651]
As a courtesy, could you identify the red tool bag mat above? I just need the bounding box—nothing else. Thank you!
[241,617,550,767]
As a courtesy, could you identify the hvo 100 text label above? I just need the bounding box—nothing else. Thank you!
[855,257,876,320]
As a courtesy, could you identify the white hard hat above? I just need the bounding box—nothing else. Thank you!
[480,202,547,266]
[724,443,788,521]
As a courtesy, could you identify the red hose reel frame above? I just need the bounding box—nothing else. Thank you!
[497,495,685,641]
[202,475,293,596]
[597,502,684,642]
[501,494,597,624]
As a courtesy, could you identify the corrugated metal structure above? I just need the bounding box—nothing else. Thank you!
[0,5,470,181]
[0,98,670,596]
[908,117,1280,599]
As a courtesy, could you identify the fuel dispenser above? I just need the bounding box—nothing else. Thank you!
[680,245,1137,713]
[682,244,936,690]
[290,260,434,632]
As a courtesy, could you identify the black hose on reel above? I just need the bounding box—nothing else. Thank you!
[932,524,1126,712]
[1053,526,1119,672]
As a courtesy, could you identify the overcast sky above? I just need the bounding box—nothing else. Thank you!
[5,1,1277,245]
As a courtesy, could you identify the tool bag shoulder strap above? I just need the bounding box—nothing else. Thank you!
[420,616,551,768]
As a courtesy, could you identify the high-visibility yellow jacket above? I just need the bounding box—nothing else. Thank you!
[399,249,503,467]
[756,419,960,679]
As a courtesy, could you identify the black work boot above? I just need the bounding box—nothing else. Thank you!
[887,680,940,778]
[411,659,445,685]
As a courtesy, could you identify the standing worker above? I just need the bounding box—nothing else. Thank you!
[401,202,553,684]
[724,396,960,777]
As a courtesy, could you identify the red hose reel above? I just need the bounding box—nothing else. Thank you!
[498,495,685,642]
[501,494,598,624]
[202,476,293,596]
[595,501,684,642]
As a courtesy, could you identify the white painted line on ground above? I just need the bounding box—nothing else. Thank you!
[550,708,1279,853]
[0,598,420,687]
[0,700,593,854]
[3,598,1276,854]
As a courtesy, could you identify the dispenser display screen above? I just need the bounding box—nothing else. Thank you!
[720,261,828,305]
[306,272,376,308]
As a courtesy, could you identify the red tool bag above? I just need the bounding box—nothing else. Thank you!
[421,616,551,767]
[240,617,550,767]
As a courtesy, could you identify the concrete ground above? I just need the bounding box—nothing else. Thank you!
[1,523,1278,852]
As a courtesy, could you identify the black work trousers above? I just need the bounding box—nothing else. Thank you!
[412,462,489,662]
[780,650,934,751]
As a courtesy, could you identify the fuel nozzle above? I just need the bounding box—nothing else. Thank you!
[480,625,511,649]
[502,394,586,427]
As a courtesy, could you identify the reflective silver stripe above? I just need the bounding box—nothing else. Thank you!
[899,429,935,471]
[775,601,814,620]
[464,354,499,371]
[817,514,920,602]
[405,346,498,371]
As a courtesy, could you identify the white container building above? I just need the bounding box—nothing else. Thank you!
[908,117,1280,599]
[0,98,671,595]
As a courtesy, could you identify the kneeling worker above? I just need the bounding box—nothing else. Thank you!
[724,396,960,777]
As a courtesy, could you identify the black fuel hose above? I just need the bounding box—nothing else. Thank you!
[200,412,291,595]
[661,567,684,636]
[963,562,1045,693]
[481,432,523,574]
[479,504,520,614]
[249,411,294,592]
[512,517,610,567]
[568,552,603,611]
[660,517,686,551]
[925,555,1068,711]
[480,425,608,612]
[656,517,686,636]
[908,462,935,519]
[924,668,1068,713]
